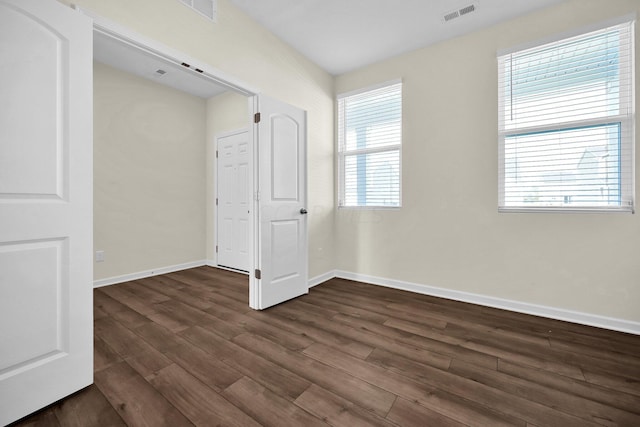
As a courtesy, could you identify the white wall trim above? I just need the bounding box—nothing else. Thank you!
[96,264,640,335]
[93,260,207,288]
[310,270,640,335]
[73,4,258,96]
[308,270,337,288]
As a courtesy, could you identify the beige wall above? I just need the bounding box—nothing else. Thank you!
[62,0,335,279]
[76,0,640,324]
[334,0,640,322]
[94,62,207,280]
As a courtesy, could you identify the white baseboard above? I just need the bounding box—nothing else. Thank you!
[93,260,208,288]
[95,263,640,335]
[311,269,640,335]
[308,270,336,288]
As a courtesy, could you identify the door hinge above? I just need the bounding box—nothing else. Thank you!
[254,112,261,123]
[216,198,218,206]
[254,269,261,279]
[215,245,218,253]
[216,150,218,158]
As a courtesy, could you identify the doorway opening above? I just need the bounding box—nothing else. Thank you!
[85,7,309,310]
[88,7,254,281]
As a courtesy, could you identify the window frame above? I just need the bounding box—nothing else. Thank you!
[497,16,636,214]
[337,79,403,209]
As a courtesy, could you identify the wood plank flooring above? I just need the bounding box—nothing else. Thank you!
[11,266,640,427]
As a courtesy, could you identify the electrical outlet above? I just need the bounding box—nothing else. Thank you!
[95,250,105,262]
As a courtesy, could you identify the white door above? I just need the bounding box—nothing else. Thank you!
[0,1,93,425]
[217,130,250,272]
[250,96,308,310]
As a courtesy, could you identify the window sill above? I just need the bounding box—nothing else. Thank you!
[338,205,402,210]
[498,206,634,214]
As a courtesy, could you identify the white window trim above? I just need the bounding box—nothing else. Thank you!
[337,79,403,209]
[337,78,403,101]
[497,13,636,57]
[497,17,636,214]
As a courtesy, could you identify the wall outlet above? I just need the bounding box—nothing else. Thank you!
[95,250,105,262]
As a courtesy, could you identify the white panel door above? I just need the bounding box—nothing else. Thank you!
[217,130,250,272]
[251,96,308,310]
[0,1,93,424]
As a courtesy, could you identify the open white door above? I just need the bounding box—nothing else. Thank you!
[0,1,93,424]
[250,96,308,310]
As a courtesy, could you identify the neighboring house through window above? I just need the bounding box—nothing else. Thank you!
[338,80,402,208]
[498,18,635,212]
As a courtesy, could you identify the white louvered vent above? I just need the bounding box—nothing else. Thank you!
[443,3,477,22]
[459,4,476,16]
[444,11,459,22]
[178,0,217,22]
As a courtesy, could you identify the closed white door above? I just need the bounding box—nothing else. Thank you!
[250,96,308,310]
[217,130,250,272]
[0,1,93,425]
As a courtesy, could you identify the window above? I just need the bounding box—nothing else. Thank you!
[498,19,635,212]
[338,81,402,208]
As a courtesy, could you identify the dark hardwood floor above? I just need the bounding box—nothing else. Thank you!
[12,266,640,426]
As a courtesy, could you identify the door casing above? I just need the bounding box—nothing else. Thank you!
[80,6,309,309]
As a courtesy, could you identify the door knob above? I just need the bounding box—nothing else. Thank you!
[300,208,308,215]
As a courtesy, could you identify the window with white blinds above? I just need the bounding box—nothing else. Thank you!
[338,81,402,208]
[498,19,635,212]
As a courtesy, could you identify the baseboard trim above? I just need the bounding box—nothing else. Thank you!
[93,260,208,288]
[313,270,639,335]
[308,270,336,288]
[95,264,639,335]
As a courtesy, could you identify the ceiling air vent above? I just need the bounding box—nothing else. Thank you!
[444,11,459,22]
[178,0,217,22]
[459,4,476,16]
[443,3,477,22]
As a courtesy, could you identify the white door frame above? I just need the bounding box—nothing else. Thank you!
[75,7,302,307]
[214,128,250,274]
[76,6,260,283]
[74,6,258,98]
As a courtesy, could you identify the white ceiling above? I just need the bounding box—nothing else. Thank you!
[94,31,229,99]
[93,0,567,97]
[229,0,566,75]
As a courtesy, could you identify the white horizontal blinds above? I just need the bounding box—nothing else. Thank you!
[498,21,634,211]
[338,82,402,207]
[503,124,629,207]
